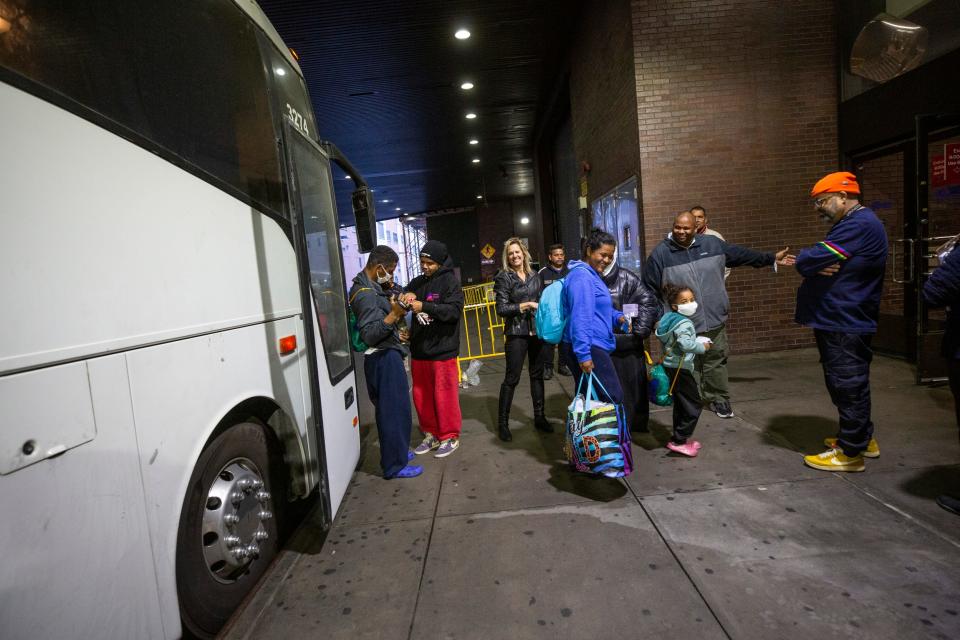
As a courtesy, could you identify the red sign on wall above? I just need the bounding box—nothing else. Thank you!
[932,154,946,187]
[946,143,960,186]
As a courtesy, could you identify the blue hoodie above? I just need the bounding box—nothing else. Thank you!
[654,311,707,371]
[561,260,625,362]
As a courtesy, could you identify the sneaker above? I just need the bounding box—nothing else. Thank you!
[823,437,880,458]
[407,451,415,462]
[392,465,423,479]
[413,434,440,455]
[542,366,554,381]
[803,448,865,472]
[666,441,700,457]
[557,364,572,377]
[434,438,460,458]
[712,401,734,418]
[936,495,960,516]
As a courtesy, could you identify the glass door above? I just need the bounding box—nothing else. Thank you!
[915,115,960,382]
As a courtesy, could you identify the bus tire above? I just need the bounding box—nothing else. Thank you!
[176,420,285,639]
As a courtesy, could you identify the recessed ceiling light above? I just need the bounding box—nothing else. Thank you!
[471,158,480,164]
[344,175,352,180]
[460,81,474,90]
[520,217,530,225]
[476,195,483,200]
[395,207,401,211]
[465,112,477,120]
[454,29,471,40]
[381,199,390,204]
[469,139,479,145]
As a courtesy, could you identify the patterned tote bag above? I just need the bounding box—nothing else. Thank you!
[564,372,633,478]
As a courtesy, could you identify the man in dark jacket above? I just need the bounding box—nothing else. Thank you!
[402,240,465,458]
[923,238,960,515]
[602,261,662,432]
[795,172,887,473]
[644,211,793,419]
[538,244,571,379]
[349,245,422,479]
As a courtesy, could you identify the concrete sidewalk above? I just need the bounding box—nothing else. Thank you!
[222,349,960,640]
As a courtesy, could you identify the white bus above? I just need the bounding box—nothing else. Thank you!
[0,1,366,637]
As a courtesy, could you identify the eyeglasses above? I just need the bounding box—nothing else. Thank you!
[813,194,836,209]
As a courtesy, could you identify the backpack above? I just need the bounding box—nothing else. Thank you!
[535,278,566,344]
[348,287,372,352]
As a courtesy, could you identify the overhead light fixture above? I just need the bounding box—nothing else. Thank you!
[465,112,477,120]
[476,195,483,200]
[275,68,286,77]
[471,158,480,164]
[469,139,479,145]
[460,81,474,90]
[344,175,352,180]
[520,217,530,225]
[381,199,390,204]
[395,207,401,211]
[455,29,471,40]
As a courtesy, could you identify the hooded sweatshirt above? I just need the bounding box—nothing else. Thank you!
[561,260,625,362]
[404,258,464,360]
[655,310,707,371]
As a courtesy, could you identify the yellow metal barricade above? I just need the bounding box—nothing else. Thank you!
[457,282,504,379]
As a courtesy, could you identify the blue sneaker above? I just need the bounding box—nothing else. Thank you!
[393,465,423,479]
[408,451,415,461]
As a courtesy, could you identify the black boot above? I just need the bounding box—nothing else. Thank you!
[498,384,514,442]
[542,365,554,381]
[531,376,553,432]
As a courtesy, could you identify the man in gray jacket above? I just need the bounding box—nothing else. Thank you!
[643,212,793,418]
[349,245,422,479]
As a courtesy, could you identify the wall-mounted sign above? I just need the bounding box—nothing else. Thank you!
[932,155,946,187]
[480,243,496,259]
[946,143,960,186]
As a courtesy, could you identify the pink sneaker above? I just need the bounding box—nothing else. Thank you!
[666,441,700,457]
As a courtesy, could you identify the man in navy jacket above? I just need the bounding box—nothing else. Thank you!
[923,239,960,516]
[796,172,888,473]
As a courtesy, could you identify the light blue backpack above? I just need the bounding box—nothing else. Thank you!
[535,278,566,344]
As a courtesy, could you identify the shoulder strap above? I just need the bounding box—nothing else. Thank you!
[349,287,373,305]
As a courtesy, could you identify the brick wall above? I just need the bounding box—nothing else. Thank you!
[630,0,838,353]
[569,0,642,206]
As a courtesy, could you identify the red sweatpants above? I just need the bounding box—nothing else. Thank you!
[411,358,462,441]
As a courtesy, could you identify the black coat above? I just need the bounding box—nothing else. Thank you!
[494,269,543,337]
[404,264,464,360]
[601,264,662,353]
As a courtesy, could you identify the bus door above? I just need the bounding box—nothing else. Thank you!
[283,122,361,523]
[915,114,960,383]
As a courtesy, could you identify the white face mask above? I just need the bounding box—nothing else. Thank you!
[602,249,618,277]
[676,301,698,317]
[375,265,393,285]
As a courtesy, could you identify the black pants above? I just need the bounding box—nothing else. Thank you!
[363,349,413,478]
[664,367,701,443]
[612,349,650,431]
[501,335,545,415]
[560,343,624,404]
[948,358,960,436]
[815,330,874,457]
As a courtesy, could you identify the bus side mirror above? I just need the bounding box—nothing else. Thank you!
[352,187,376,253]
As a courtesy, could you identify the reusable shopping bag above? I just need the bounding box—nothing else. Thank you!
[348,287,372,352]
[564,372,633,478]
[645,350,682,407]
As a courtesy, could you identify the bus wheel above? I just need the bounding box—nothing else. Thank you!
[176,421,285,639]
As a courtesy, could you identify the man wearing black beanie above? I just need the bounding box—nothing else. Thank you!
[402,241,465,458]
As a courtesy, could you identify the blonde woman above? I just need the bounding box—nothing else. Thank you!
[492,238,552,441]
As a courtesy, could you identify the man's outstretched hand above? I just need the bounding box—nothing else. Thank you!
[775,247,796,266]
[817,263,841,277]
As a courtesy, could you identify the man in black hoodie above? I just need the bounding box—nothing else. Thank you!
[402,240,465,458]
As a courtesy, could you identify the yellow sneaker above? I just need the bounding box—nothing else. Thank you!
[823,437,880,458]
[803,448,865,472]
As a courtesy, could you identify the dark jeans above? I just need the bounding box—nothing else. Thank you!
[815,330,874,457]
[364,349,412,478]
[664,367,701,443]
[560,342,624,404]
[949,358,960,437]
[612,349,650,431]
[501,335,545,415]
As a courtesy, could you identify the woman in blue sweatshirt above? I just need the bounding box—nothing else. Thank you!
[559,229,627,403]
